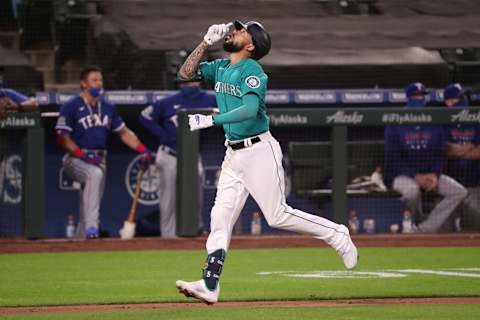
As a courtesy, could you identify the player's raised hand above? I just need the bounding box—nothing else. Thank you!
[204,22,233,45]
[188,114,214,131]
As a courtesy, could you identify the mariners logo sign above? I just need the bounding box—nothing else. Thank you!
[0,155,22,204]
[125,155,159,205]
[245,76,261,89]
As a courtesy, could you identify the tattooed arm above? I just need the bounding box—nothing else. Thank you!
[179,23,232,80]
[178,41,210,80]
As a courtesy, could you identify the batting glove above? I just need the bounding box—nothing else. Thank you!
[81,151,103,166]
[188,114,214,131]
[204,22,233,45]
[139,149,154,171]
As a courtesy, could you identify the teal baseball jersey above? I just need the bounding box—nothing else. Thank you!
[199,58,269,140]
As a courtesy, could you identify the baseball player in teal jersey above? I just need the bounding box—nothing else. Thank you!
[175,21,358,304]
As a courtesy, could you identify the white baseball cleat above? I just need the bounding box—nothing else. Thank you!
[176,279,219,305]
[336,225,358,269]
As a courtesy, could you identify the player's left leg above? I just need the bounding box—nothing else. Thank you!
[418,174,467,232]
[75,188,86,238]
[461,187,480,230]
[197,158,205,232]
[63,156,105,238]
[176,151,250,304]
[156,148,177,238]
[241,132,357,269]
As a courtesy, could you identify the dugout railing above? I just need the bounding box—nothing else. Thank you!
[176,106,480,236]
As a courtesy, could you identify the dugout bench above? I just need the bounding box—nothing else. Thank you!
[288,140,401,216]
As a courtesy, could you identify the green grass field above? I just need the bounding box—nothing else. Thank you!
[1,247,479,319]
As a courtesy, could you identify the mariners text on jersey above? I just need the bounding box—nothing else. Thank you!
[214,81,242,97]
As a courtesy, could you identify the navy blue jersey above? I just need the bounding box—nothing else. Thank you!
[139,90,216,150]
[55,95,125,149]
[0,88,29,104]
[445,124,480,187]
[384,125,447,186]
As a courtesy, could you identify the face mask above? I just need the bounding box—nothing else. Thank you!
[453,96,468,108]
[406,98,426,108]
[88,87,104,98]
[180,86,202,98]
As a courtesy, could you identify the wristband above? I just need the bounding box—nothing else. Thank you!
[135,143,146,154]
[73,148,84,158]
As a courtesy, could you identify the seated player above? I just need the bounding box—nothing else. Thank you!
[443,83,480,230]
[384,82,467,233]
[55,66,154,239]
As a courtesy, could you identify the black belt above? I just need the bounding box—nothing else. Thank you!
[159,145,177,157]
[82,149,106,156]
[228,136,261,150]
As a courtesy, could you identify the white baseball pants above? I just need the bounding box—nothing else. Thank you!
[206,131,349,253]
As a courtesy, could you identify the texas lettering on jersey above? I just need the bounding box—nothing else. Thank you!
[78,114,111,130]
[55,95,124,149]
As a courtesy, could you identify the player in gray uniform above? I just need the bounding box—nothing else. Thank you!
[139,77,216,237]
[55,66,154,239]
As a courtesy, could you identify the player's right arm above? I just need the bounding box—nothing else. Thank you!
[178,41,210,80]
[139,101,170,139]
[178,23,232,80]
[55,101,85,159]
[56,135,83,157]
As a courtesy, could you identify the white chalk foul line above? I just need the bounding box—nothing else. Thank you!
[257,271,406,278]
[396,269,480,278]
[258,268,480,279]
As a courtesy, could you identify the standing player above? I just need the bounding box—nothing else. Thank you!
[139,77,216,237]
[175,21,358,304]
[443,83,480,230]
[55,66,154,239]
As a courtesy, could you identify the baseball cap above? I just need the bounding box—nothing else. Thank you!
[444,83,464,100]
[405,82,429,97]
[234,20,271,60]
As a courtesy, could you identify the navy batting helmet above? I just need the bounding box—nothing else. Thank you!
[444,83,465,100]
[406,82,429,98]
[234,20,271,60]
